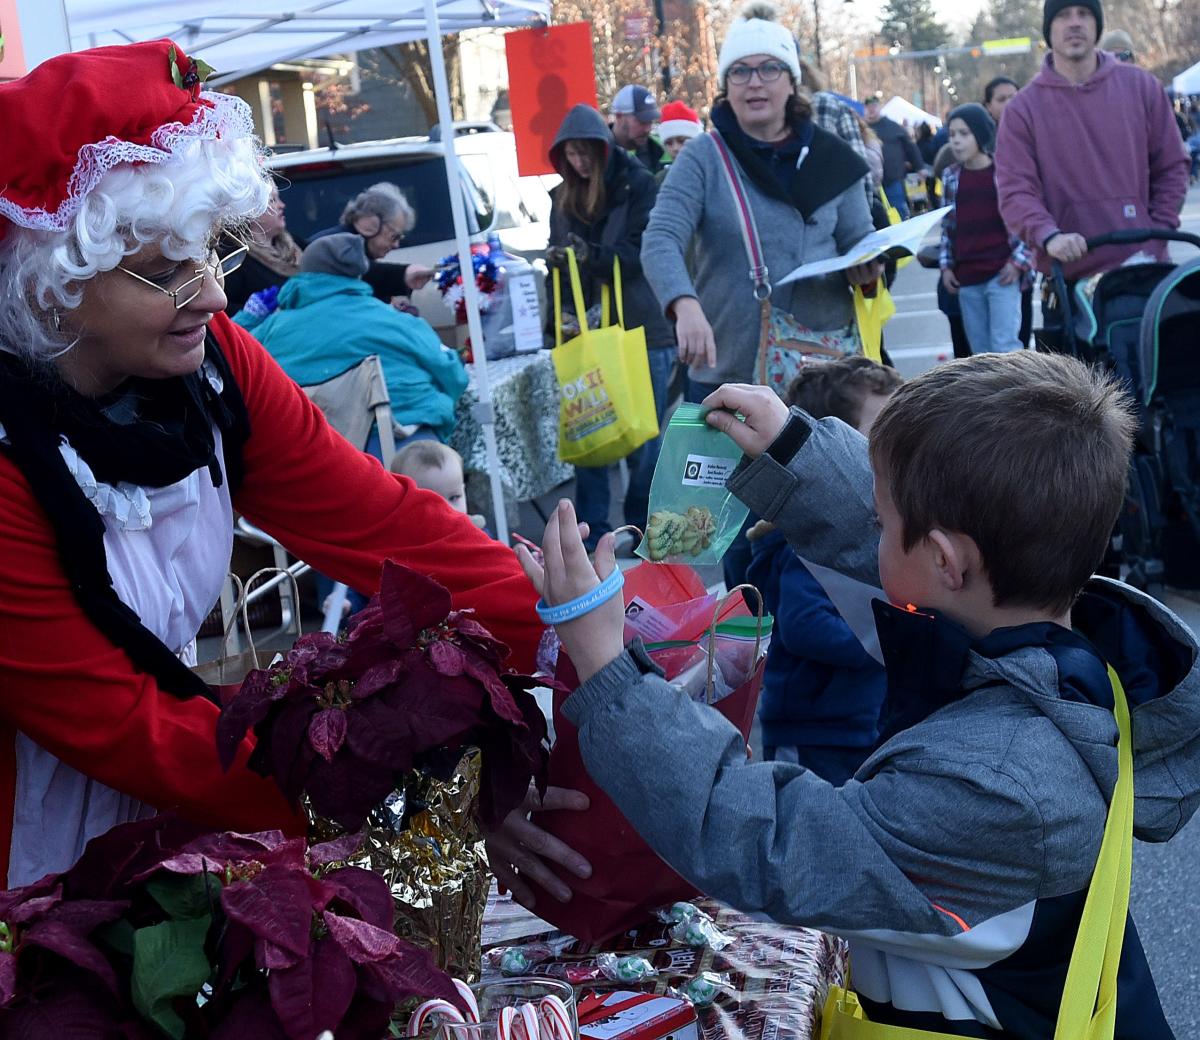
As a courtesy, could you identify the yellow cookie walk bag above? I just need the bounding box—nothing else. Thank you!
[821,665,1133,1040]
[551,248,658,468]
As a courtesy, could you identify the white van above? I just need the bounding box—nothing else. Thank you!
[267,125,558,339]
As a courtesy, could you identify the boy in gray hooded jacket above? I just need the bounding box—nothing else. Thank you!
[517,352,1200,1038]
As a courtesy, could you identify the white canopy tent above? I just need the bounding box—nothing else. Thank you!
[57,0,554,542]
[1174,60,1200,96]
[881,95,941,129]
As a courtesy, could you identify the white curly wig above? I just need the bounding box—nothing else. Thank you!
[0,131,271,363]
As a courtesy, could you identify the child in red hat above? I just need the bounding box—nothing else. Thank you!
[658,100,704,164]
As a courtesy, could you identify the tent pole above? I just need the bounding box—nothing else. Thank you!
[422,0,510,545]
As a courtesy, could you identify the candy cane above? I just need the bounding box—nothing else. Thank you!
[409,998,467,1036]
[517,1001,541,1040]
[499,1004,519,1040]
[453,979,481,1024]
[538,996,573,1040]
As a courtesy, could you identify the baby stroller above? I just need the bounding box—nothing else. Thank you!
[1050,229,1200,589]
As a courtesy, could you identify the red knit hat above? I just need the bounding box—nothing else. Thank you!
[659,101,703,142]
[0,39,254,237]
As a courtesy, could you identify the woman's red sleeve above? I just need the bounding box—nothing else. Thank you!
[215,314,544,672]
[0,457,304,854]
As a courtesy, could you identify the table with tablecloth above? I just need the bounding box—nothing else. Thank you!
[450,351,573,516]
[480,885,848,1040]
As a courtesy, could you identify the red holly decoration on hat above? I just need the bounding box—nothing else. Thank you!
[0,39,252,238]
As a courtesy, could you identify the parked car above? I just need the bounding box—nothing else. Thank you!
[267,125,557,340]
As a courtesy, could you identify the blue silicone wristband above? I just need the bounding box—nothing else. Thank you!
[535,567,625,625]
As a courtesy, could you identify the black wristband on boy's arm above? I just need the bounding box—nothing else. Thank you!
[765,409,813,468]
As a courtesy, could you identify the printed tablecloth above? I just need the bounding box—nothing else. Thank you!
[451,352,573,510]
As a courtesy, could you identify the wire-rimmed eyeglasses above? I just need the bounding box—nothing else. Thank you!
[116,237,249,310]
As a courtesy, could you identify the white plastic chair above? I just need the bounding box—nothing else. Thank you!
[228,355,397,636]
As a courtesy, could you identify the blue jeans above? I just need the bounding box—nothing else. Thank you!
[883,179,910,219]
[576,346,676,546]
[958,274,1022,353]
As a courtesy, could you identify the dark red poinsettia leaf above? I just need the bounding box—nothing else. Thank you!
[350,657,408,700]
[0,977,126,1038]
[212,918,255,991]
[0,875,60,920]
[60,815,210,900]
[305,751,397,832]
[256,938,298,972]
[446,614,511,662]
[427,640,466,677]
[215,668,283,771]
[318,867,394,931]
[268,933,356,1040]
[343,696,416,770]
[266,698,321,803]
[308,708,348,763]
[0,953,16,1008]
[463,655,526,727]
[220,864,313,961]
[6,891,63,925]
[23,920,121,996]
[307,830,366,869]
[210,986,291,1040]
[378,561,453,646]
[144,832,302,883]
[43,899,129,934]
[326,917,457,1005]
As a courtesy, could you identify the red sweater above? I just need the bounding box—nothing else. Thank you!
[0,314,542,882]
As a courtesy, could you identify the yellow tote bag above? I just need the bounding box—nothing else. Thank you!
[877,188,912,271]
[820,665,1133,1040]
[853,285,896,365]
[551,249,658,468]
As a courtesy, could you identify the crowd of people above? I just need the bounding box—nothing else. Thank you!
[0,1,1198,1036]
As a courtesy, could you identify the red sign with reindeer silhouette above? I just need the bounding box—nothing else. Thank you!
[505,23,598,177]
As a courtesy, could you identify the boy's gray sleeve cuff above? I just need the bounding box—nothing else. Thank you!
[727,452,802,521]
[561,642,663,728]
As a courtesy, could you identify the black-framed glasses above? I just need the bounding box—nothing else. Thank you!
[727,61,791,85]
[116,236,249,310]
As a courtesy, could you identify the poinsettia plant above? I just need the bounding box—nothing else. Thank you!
[216,561,549,832]
[0,816,461,1039]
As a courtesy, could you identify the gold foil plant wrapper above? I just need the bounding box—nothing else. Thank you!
[308,749,492,982]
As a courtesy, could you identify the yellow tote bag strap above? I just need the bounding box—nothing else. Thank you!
[1053,664,1133,1040]
[822,665,1133,1040]
[598,257,625,329]
[853,284,896,365]
[553,247,590,349]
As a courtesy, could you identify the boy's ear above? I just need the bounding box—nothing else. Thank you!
[925,528,979,593]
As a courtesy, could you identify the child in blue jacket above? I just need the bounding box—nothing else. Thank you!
[747,357,901,784]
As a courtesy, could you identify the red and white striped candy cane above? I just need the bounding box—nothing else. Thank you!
[538,995,574,1040]
[453,979,481,1024]
[408,998,467,1036]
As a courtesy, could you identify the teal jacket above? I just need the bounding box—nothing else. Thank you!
[235,273,468,442]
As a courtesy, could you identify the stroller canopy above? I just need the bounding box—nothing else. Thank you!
[1140,256,1200,406]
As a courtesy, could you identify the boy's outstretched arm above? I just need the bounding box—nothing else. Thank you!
[705,385,881,589]
[516,502,1054,947]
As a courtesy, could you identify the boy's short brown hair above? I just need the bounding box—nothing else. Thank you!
[390,439,461,477]
[786,356,903,427]
[869,352,1135,614]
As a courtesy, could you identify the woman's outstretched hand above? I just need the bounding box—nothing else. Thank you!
[702,383,791,460]
[672,296,717,370]
[484,784,592,910]
[515,500,626,685]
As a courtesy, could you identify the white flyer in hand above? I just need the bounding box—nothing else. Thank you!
[777,206,952,284]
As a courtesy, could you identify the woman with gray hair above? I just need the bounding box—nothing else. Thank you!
[311,181,435,303]
[0,40,591,902]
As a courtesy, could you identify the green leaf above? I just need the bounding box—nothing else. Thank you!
[168,46,184,89]
[147,872,222,922]
[131,916,213,1040]
[96,918,136,957]
[194,57,218,83]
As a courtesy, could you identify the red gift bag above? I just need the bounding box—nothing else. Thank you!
[531,584,766,944]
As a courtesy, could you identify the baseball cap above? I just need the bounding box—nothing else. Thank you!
[611,84,660,123]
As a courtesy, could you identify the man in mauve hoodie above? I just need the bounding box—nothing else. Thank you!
[995,0,1188,285]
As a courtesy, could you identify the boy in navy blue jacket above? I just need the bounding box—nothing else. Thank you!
[747,357,901,784]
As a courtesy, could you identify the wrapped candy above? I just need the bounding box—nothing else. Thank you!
[672,972,734,1007]
[670,913,734,951]
[597,953,657,983]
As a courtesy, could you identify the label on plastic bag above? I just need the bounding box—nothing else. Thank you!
[681,454,737,489]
